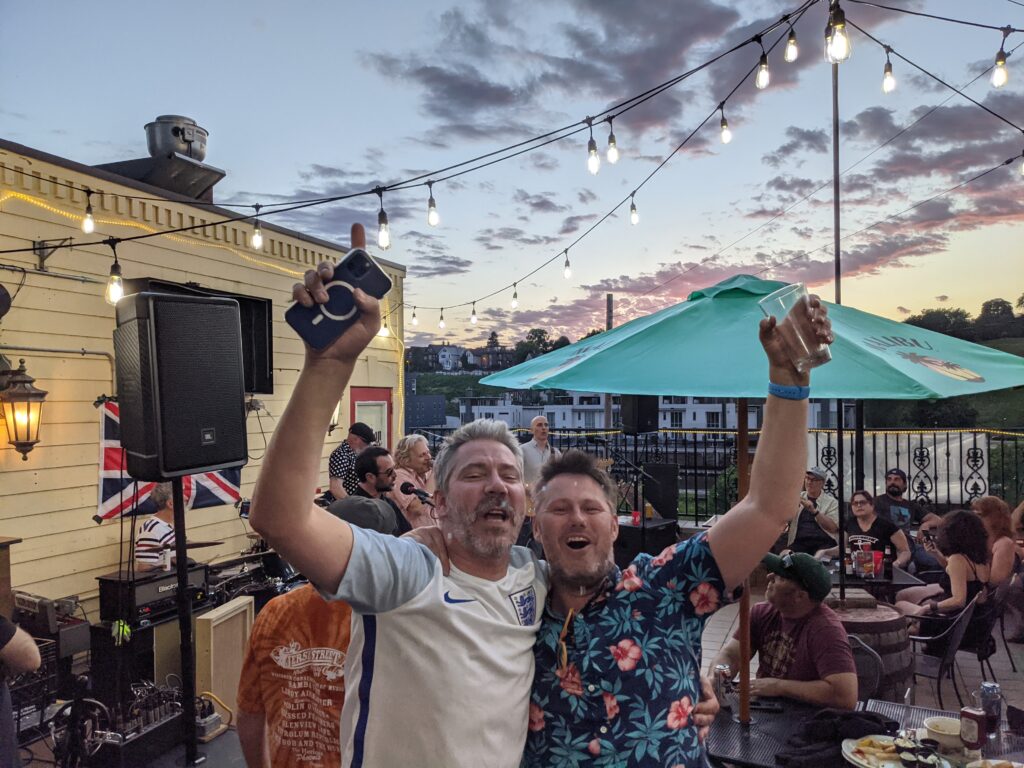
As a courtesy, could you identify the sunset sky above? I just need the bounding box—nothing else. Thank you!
[2,0,1022,347]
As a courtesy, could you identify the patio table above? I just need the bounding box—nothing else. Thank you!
[863,699,1024,763]
[830,564,924,603]
[706,698,819,768]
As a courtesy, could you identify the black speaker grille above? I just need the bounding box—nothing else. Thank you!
[113,319,158,462]
[152,297,247,474]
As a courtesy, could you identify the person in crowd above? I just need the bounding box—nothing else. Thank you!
[816,490,911,568]
[971,495,1019,586]
[521,298,833,767]
[780,467,839,555]
[237,497,398,768]
[712,553,857,710]
[1,616,41,768]
[874,468,942,572]
[351,446,411,535]
[134,482,177,571]
[894,510,990,618]
[327,422,376,500]
[1005,500,1024,641]
[389,433,435,528]
[250,224,721,768]
[521,415,560,488]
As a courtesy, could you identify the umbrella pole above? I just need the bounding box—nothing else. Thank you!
[736,398,752,725]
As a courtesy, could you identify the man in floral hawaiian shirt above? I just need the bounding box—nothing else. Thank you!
[524,301,833,767]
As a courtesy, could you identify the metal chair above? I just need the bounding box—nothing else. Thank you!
[909,592,981,710]
[848,634,882,703]
[956,583,1012,681]
[997,571,1021,673]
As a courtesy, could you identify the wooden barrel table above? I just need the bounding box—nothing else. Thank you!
[833,602,913,703]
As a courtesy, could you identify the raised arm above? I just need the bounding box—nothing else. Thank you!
[249,224,381,595]
[708,301,832,592]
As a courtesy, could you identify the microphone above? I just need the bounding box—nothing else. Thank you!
[586,435,608,444]
[400,482,434,506]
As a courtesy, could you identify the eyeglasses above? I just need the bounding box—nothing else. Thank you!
[556,608,576,674]
[377,468,397,477]
[850,499,871,506]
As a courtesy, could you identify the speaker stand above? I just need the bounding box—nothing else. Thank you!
[608,440,659,555]
[171,478,206,766]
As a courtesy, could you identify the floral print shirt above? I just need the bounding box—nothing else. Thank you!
[524,533,729,768]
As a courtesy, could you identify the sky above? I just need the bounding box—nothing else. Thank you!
[2,0,1023,348]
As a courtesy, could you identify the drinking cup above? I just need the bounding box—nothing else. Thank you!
[758,283,832,372]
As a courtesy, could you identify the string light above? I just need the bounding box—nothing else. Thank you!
[992,44,1009,88]
[1020,150,1024,176]
[586,119,600,175]
[470,302,478,324]
[825,4,852,64]
[411,307,419,326]
[104,240,124,306]
[562,249,572,279]
[882,50,896,93]
[376,188,391,250]
[719,106,733,144]
[511,283,519,309]
[629,193,639,226]
[438,309,446,329]
[426,181,440,227]
[784,26,799,62]
[81,190,95,234]
[755,38,771,89]
[377,318,391,337]
[606,118,620,164]
[251,203,264,249]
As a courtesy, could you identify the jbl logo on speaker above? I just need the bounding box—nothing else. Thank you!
[114,293,248,481]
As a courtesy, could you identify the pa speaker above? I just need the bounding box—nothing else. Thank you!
[643,463,679,519]
[613,519,678,569]
[621,394,659,435]
[114,293,248,481]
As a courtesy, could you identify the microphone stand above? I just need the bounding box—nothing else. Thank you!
[605,439,661,554]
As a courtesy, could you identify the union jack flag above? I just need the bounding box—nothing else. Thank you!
[95,401,241,524]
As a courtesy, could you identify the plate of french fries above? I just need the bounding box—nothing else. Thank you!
[842,735,952,767]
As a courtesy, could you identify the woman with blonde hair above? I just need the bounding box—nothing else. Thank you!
[389,433,436,528]
[971,495,1018,586]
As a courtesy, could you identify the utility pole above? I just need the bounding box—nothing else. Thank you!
[604,293,614,429]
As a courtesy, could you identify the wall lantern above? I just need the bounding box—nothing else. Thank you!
[0,359,48,460]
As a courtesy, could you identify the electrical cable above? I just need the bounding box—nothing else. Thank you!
[845,0,1022,34]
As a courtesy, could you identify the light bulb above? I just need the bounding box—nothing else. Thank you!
[825,11,851,63]
[882,60,896,93]
[587,137,600,175]
[251,221,263,250]
[1020,155,1024,176]
[992,49,1008,88]
[511,285,519,309]
[377,323,390,337]
[784,29,799,63]
[470,303,478,324]
[105,262,124,306]
[82,201,95,234]
[563,253,572,280]
[755,53,770,89]
[606,131,619,164]
[720,116,732,145]
[427,196,440,227]
[630,200,639,226]
[378,209,391,250]
[438,310,446,330]
[412,308,419,326]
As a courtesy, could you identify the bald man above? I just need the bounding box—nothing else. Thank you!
[521,416,560,489]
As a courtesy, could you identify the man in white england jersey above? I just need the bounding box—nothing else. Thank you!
[249,224,547,768]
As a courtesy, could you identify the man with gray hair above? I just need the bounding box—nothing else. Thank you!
[250,226,548,767]
[134,482,177,570]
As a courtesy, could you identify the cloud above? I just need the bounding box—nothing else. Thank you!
[577,189,597,205]
[513,189,568,214]
[763,127,830,168]
[559,214,599,235]
[474,227,561,251]
[408,255,475,278]
[935,295,949,302]
[897,306,912,314]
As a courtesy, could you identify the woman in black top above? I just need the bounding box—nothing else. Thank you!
[895,510,990,617]
[815,490,911,567]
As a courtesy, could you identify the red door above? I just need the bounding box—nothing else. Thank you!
[349,387,393,449]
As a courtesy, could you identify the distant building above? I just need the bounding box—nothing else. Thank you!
[405,394,447,430]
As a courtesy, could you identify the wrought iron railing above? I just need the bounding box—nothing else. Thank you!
[412,426,1024,523]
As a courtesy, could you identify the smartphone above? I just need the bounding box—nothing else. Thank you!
[285,248,393,350]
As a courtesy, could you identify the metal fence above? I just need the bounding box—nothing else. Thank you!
[412,426,1024,523]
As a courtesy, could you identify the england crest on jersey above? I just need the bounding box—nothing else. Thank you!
[509,586,537,626]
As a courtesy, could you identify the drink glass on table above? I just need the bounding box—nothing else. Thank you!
[973,684,1004,740]
[758,283,832,372]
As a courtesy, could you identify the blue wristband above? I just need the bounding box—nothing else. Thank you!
[768,382,810,400]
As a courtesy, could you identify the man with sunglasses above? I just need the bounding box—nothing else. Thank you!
[711,553,857,710]
[351,446,411,535]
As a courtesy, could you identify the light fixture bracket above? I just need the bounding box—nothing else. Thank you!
[32,238,73,272]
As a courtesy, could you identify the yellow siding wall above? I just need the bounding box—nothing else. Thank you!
[0,150,405,617]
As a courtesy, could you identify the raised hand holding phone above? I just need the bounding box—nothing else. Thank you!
[287,223,386,361]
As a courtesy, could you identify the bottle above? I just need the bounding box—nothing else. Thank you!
[844,553,853,577]
[883,545,893,580]
[960,706,987,749]
[644,501,655,519]
[631,509,640,526]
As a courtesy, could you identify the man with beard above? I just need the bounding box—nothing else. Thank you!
[350,446,411,535]
[874,468,942,572]
[250,224,549,768]
[522,302,833,767]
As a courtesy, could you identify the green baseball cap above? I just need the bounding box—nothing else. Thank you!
[762,552,832,602]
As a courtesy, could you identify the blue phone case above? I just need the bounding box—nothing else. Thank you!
[285,248,392,350]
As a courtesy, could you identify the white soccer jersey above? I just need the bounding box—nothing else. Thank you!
[323,526,548,768]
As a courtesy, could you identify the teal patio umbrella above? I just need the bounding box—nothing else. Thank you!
[481,274,1024,399]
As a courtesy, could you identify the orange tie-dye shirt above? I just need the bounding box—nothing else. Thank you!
[237,584,351,768]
